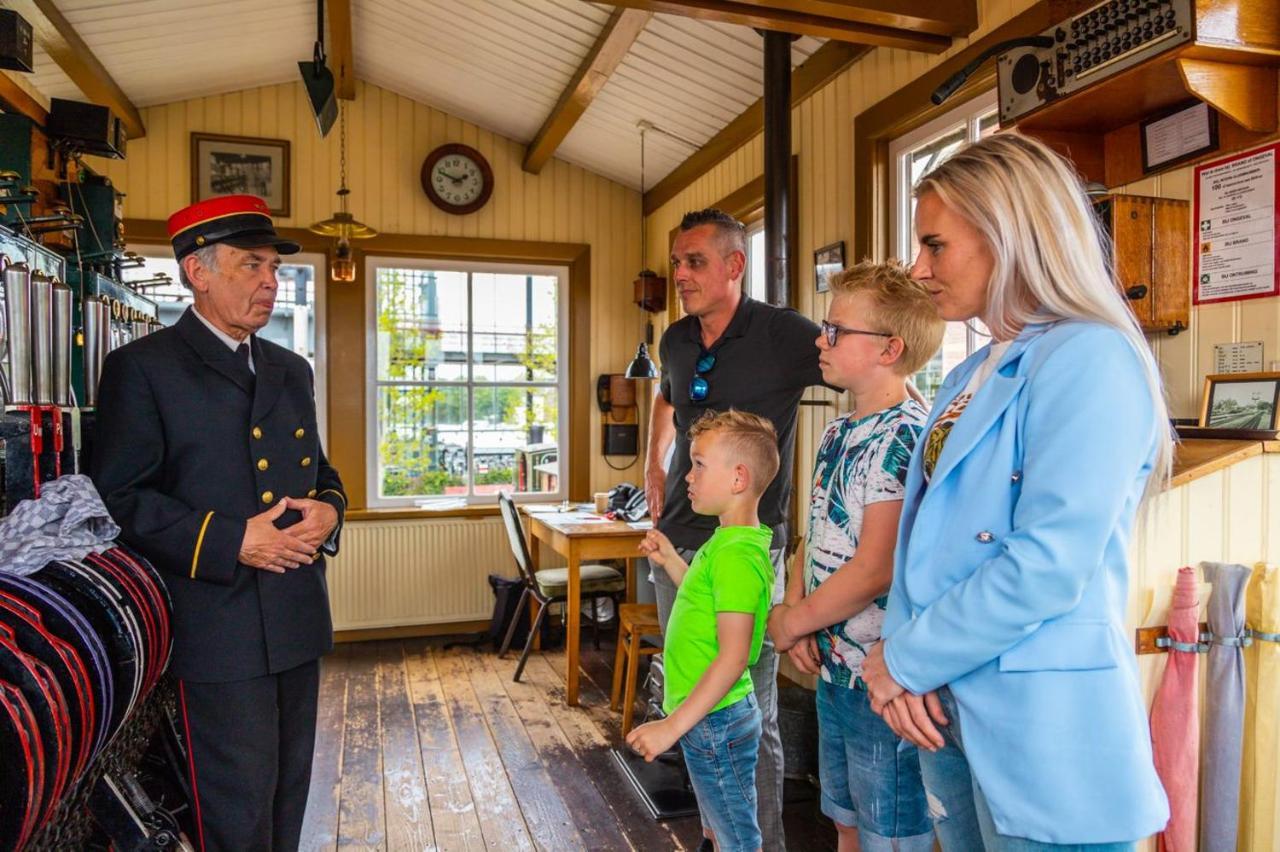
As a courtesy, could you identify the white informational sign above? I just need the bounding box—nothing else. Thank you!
[1194,142,1280,305]
[1213,341,1264,374]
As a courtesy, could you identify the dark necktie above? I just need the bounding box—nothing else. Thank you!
[236,342,255,392]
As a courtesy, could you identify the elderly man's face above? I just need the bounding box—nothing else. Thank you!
[185,244,281,339]
[670,224,745,318]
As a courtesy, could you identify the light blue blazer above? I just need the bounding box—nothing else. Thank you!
[882,320,1170,843]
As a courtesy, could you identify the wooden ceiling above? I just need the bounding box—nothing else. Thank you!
[6,0,975,195]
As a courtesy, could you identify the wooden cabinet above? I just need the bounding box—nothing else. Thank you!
[1093,194,1189,335]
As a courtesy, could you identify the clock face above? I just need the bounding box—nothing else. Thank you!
[421,144,493,214]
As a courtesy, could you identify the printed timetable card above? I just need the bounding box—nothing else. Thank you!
[1194,143,1280,305]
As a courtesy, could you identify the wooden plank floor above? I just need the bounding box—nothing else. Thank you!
[300,636,835,851]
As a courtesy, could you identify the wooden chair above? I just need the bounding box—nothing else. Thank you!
[497,492,626,682]
[610,603,663,736]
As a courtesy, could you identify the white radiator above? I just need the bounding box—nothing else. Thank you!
[327,517,513,631]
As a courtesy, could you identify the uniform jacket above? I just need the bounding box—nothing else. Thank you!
[91,308,346,682]
[881,320,1169,843]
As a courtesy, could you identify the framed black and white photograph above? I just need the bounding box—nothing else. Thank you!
[1200,372,1280,429]
[191,132,291,216]
[814,241,845,294]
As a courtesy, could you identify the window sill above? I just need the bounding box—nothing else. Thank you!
[345,505,500,522]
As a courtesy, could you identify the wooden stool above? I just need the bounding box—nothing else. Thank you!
[610,603,663,736]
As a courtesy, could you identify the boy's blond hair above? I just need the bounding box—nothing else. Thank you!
[828,259,944,376]
[687,409,780,496]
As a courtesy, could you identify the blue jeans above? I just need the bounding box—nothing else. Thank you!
[921,688,1138,852]
[816,680,934,851]
[680,694,763,852]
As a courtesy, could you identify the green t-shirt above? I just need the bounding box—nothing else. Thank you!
[662,525,774,715]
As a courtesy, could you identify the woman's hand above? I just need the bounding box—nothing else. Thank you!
[862,641,905,710]
[877,691,948,752]
[638,529,678,569]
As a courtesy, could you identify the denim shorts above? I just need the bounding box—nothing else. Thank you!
[816,679,934,851]
[679,694,762,852]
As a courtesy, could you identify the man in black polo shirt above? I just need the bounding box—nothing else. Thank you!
[645,208,824,850]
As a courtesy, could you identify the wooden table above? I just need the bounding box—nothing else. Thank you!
[521,508,648,706]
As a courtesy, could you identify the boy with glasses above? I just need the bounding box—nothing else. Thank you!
[767,260,944,851]
[629,409,780,852]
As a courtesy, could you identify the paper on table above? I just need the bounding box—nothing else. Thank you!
[628,520,654,529]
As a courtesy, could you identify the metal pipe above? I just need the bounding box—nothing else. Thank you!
[30,270,53,405]
[763,29,793,308]
[83,297,110,407]
[4,262,32,405]
[52,279,72,406]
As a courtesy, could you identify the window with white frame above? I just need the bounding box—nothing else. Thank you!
[123,246,328,443]
[366,257,567,508]
[889,91,999,403]
[745,223,767,301]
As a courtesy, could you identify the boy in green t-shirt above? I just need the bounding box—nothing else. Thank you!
[627,409,779,852]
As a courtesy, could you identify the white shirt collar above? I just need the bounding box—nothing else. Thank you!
[191,306,255,372]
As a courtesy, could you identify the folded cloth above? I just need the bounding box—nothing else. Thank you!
[0,474,120,576]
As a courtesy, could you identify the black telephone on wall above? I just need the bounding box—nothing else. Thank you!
[596,375,612,413]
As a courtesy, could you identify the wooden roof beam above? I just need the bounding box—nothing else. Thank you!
[642,39,870,215]
[7,0,145,139]
[523,8,651,174]
[730,0,977,38]
[328,0,355,100]
[605,0,952,52]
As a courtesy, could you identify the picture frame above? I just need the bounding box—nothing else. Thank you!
[1199,371,1280,429]
[814,241,845,294]
[191,132,291,217]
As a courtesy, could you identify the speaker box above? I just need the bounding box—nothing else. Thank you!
[603,424,638,456]
[0,10,32,73]
[47,98,126,159]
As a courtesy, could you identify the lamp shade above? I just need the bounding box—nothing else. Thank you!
[625,342,658,379]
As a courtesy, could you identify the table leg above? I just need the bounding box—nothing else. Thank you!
[625,557,635,604]
[565,547,581,706]
[528,522,542,652]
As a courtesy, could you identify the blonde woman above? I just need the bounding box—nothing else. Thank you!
[860,132,1171,850]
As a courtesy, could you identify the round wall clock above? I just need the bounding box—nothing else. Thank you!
[421,143,493,215]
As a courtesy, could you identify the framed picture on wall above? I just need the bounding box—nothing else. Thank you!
[1199,372,1280,429]
[814,241,845,294]
[191,132,291,217]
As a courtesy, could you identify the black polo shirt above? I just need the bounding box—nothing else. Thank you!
[658,295,824,550]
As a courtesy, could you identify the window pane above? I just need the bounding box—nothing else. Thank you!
[375,268,468,383]
[376,385,469,498]
[746,228,766,301]
[471,385,559,494]
[978,110,1000,138]
[471,273,559,383]
[123,251,320,370]
[913,321,972,404]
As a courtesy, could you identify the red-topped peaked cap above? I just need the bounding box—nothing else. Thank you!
[166,195,300,261]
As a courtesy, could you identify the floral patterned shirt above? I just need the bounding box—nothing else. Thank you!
[804,399,927,687]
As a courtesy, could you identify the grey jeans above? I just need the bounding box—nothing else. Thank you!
[651,548,787,851]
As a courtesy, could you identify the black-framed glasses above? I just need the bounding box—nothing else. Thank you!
[689,350,716,403]
[820,319,892,347]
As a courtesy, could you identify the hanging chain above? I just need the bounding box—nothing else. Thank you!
[639,124,646,268]
[339,102,348,194]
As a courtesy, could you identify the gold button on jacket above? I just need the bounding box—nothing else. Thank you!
[257,458,269,471]
[307,489,317,498]
[294,428,305,439]
[300,457,312,467]
[252,426,263,439]
[261,490,274,504]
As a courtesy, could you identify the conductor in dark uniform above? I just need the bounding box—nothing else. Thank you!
[91,194,346,852]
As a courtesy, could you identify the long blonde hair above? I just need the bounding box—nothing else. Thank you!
[915,132,1172,496]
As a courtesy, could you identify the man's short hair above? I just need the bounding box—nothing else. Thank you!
[829,259,945,376]
[687,408,780,495]
[177,243,221,290]
[678,208,746,257]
